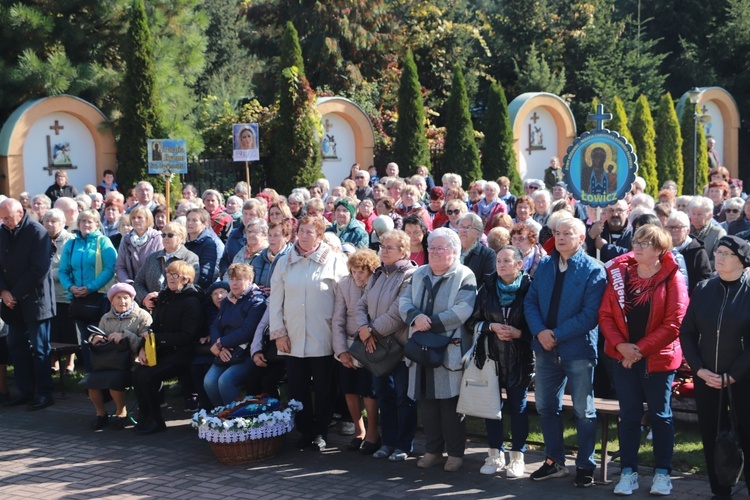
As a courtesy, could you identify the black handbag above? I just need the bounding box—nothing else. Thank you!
[69,293,106,324]
[85,326,131,372]
[404,330,457,369]
[714,373,745,487]
[213,345,248,367]
[261,325,282,363]
[349,335,403,377]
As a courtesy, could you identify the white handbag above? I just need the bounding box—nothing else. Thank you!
[456,337,502,420]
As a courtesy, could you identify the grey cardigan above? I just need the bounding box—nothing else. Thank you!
[133,245,200,305]
[332,275,366,357]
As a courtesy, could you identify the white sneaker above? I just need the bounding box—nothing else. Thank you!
[479,448,505,475]
[650,473,672,496]
[505,451,525,478]
[614,471,639,495]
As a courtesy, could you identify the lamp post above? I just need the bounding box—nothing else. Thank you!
[688,87,701,196]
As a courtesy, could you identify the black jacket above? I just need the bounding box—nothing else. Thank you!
[462,242,495,287]
[676,237,712,296]
[468,273,534,388]
[44,184,78,204]
[151,284,205,366]
[680,273,750,382]
[0,211,55,324]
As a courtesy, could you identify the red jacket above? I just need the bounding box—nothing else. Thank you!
[598,250,687,373]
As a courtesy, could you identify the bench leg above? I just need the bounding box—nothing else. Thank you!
[600,414,610,483]
[58,366,67,399]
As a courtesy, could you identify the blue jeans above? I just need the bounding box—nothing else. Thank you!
[485,385,529,451]
[203,358,254,407]
[534,350,597,470]
[372,361,417,452]
[7,320,54,398]
[613,360,675,473]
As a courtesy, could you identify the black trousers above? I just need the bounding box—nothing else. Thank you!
[132,362,183,424]
[247,359,286,399]
[285,355,333,439]
[694,377,750,496]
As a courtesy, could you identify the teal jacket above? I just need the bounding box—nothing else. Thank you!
[326,220,369,249]
[59,230,117,299]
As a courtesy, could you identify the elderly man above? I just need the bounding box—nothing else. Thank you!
[524,217,606,486]
[126,181,157,213]
[53,196,80,229]
[0,199,56,410]
[586,199,633,262]
[385,162,401,180]
[354,170,374,201]
[544,156,564,190]
[707,137,720,170]
[688,196,726,269]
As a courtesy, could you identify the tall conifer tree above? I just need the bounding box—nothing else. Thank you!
[655,93,684,194]
[482,83,523,194]
[443,63,480,183]
[609,96,636,151]
[680,103,709,195]
[393,49,430,176]
[630,95,659,198]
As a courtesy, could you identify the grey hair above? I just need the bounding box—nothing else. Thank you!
[202,189,224,206]
[428,227,461,257]
[458,212,484,233]
[42,208,66,225]
[687,196,714,214]
[724,196,744,211]
[288,192,305,204]
[372,215,394,237]
[666,210,690,228]
[628,205,655,226]
[532,189,551,204]
[245,218,269,236]
[630,193,655,210]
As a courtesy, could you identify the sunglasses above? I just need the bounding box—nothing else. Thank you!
[725,209,741,214]
[162,232,176,239]
[446,209,461,215]
[528,186,540,191]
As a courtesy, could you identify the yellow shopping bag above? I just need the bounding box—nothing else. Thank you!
[144,331,157,367]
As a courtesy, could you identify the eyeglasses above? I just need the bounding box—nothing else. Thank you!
[511,235,527,242]
[714,250,737,259]
[665,226,687,231]
[607,208,626,215]
[528,186,539,191]
[632,241,656,249]
[446,209,461,216]
[166,273,183,279]
[162,232,176,239]
[458,226,478,232]
[427,246,449,254]
[381,245,401,252]
[725,209,741,214]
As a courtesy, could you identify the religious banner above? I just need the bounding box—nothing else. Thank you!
[233,123,259,162]
[562,104,638,207]
[148,139,188,174]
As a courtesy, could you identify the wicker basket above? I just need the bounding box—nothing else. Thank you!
[207,433,287,465]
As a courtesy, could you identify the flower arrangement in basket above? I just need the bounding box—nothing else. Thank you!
[192,395,303,464]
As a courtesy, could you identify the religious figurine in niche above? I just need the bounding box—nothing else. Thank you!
[151,141,163,161]
[322,134,338,159]
[580,144,617,196]
[52,143,72,165]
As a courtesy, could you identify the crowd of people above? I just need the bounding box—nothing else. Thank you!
[0,160,748,499]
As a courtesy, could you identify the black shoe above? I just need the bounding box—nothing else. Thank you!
[574,467,595,488]
[27,395,54,411]
[347,437,364,451]
[110,417,127,431]
[137,419,166,435]
[296,436,314,449]
[359,439,381,455]
[91,415,108,431]
[530,458,570,481]
[184,395,199,412]
[3,394,31,407]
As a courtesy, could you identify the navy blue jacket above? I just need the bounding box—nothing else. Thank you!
[210,286,266,349]
[185,228,218,290]
[219,222,245,278]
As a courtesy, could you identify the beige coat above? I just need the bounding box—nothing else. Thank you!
[269,242,348,358]
[97,302,153,356]
[50,229,75,304]
[332,275,366,357]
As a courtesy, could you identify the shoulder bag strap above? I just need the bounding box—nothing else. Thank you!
[725,373,739,434]
[717,374,726,436]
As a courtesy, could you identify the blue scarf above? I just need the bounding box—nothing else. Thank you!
[495,273,523,306]
[112,303,135,320]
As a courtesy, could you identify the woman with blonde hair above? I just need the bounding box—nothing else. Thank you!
[115,205,163,284]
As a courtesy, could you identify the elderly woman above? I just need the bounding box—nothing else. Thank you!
[468,245,534,477]
[487,227,511,253]
[467,182,484,211]
[356,198,377,234]
[443,199,468,232]
[688,196,726,268]
[396,185,433,231]
[472,181,507,233]
[333,249,382,453]
[270,216,348,450]
[306,198,325,218]
[707,180,729,223]
[115,205,163,284]
[326,199,369,249]
[151,204,168,232]
[185,208,223,289]
[513,195,543,235]
[228,219,269,273]
[287,192,307,220]
[202,189,234,243]
[399,227,477,472]
[375,197,403,230]
[101,198,123,239]
[252,220,293,293]
[728,197,750,236]
[225,195,243,221]
[599,225,688,496]
[458,213,495,286]
[532,190,552,227]
[666,211,711,296]
[219,198,267,278]
[45,170,78,204]
[87,283,152,430]
[32,194,52,221]
[720,196,745,233]
[59,210,117,360]
[133,222,200,308]
[203,263,266,407]
[43,209,76,374]
[403,214,429,265]
[133,261,204,434]
[355,230,418,461]
[510,223,546,278]
[680,235,750,500]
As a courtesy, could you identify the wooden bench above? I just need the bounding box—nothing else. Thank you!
[50,342,81,398]
[524,391,621,483]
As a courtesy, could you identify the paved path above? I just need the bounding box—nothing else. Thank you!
[0,389,745,499]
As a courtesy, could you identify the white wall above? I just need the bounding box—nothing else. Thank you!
[22,112,96,196]
[701,100,724,164]
[517,106,558,181]
[320,113,356,185]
